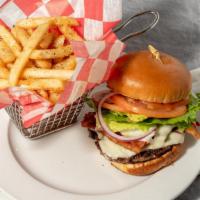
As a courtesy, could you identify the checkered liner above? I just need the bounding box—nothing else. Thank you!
[0,0,124,138]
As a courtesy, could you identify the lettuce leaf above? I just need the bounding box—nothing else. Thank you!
[141,93,200,129]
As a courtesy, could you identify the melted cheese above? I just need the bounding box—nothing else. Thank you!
[98,134,136,159]
[97,125,185,159]
[147,125,184,149]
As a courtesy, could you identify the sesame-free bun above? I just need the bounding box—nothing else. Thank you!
[111,144,183,176]
[107,51,191,103]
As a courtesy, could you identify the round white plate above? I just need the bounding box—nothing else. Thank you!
[0,69,200,200]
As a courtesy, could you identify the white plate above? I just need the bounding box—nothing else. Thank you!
[0,69,200,200]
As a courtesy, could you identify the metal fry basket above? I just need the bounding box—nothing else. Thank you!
[5,93,87,139]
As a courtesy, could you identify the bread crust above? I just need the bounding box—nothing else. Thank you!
[108,51,191,103]
[111,144,183,176]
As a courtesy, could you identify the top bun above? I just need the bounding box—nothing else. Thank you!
[107,50,191,103]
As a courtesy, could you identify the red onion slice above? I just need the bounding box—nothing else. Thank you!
[97,92,157,142]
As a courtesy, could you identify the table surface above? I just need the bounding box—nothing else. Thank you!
[122,1,200,199]
[0,1,200,200]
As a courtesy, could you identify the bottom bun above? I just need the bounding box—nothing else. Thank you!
[111,144,183,176]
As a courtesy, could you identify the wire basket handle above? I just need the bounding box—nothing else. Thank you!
[113,10,159,42]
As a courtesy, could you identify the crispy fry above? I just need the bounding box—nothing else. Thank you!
[23,68,74,80]
[0,40,15,63]
[11,27,18,40]
[53,35,65,48]
[49,91,60,104]
[39,32,54,49]
[12,27,53,50]
[9,23,51,86]
[27,29,34,35]
[36,89,48,99]
[30,45,73,59]
[19,79,64,91]
[59,25,83,41]
[0,59,5,68]
[0,66,9,79]
[11,26,29,47]
[0,79,9,89]
[54,55,76,70]
[16,16,78,28]
[0,25,21,56]
[186,126,200,140]
[35,59,52,69]
[6,63,12,69]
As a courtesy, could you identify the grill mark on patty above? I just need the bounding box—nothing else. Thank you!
[89,130,174,164]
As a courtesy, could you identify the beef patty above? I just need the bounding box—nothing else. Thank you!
[89,129,174,164]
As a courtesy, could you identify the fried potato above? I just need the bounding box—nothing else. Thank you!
[0,79,9,89]
[59,25,82,41]
[39,32,54,49]
[30,45,73,59]
[23,68,74,80]
[36,89,48,99]
[0,25,21,56]
[0,66,9,79]
[53,35,65,48]
[0,59,5,68]
[27,29,34,35]
[35,59,52,69]
[16,16,78,28]
[11,26,29,47]
[54,55,76,70]
[0,16,80,104]
[0,40,15,63]
[9,23,51,86]
[19,79,64,91]
[49,91,60,104]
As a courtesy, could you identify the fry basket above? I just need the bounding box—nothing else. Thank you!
[5,93,88,139]
[5,10,159,139]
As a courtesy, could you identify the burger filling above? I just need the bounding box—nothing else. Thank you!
[82,92,200,163]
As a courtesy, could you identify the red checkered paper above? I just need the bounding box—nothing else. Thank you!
[0,0,124,128]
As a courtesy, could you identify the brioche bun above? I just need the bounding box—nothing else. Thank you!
[108,51,191,103]
[111,144,183,176]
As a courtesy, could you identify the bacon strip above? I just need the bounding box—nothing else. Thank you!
[185,126,200,140]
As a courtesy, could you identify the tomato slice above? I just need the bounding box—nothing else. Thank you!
[102,94,187,118]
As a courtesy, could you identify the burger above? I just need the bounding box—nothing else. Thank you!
[82,45,200,176]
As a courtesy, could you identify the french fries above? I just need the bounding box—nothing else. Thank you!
[49,91,60,104]
[0,25,21,56]
[0,16,82,104]
[9,23,51,86]
[0,66,9,79]
[59,25,83,41]
[11,26,29,47]
[0,40,15,63]
[23,68,74,80]
[36,90,48,99]
[53,35,65,48]
[39,32,54,49]
[0,79,9,89]
[35,59,52,69]
[19,79,64,91]
[54,55,76,70]
[16,16,79,28]
[30,45,73,59]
